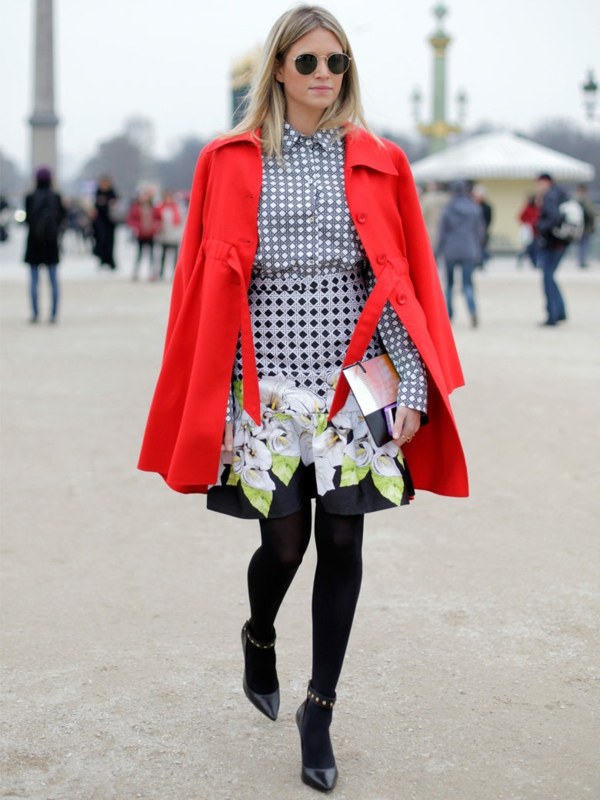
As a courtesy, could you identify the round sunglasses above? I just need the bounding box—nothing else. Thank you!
[293,52,351,76]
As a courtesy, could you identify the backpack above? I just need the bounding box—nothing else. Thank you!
[552,199,585,242]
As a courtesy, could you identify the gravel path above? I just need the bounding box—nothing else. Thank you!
[1,230,599,799]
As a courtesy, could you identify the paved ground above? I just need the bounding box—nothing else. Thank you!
[1,227,599,800]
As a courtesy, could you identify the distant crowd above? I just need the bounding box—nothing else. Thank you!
[2,166,597,329]
[419,177,596,328]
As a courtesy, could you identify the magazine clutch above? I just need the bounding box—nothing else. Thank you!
[342,354,400,447]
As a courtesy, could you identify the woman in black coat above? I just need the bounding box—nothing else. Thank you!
[24,166,66,323]
[92,175,119,269]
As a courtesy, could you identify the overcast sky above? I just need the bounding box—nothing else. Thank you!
[2,0,599,177]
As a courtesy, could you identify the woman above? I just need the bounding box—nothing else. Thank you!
[92,174,119,270]
[24,166,66,323]
[516,194,540,268]
[139,5,467,792]
[127,189,162,280]
[155,189,185,279]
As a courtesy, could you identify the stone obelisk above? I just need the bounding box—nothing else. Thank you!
[29,0,59,179]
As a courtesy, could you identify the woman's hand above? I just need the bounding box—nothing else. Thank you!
[392,406,421,446]
[221,422,234,464]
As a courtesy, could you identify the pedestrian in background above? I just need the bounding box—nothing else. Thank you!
[516,194,541,268]
[419,181,449,249]
[92,175,119,270]
[139,4,468,793]
[437,180,484,327]
[0,194,10,242]
[472,184,493,268]
[535,173,570,326]
[23,166,66,324]
[575,184,596,269]
[155,189,184,279]
[127,190,162,281]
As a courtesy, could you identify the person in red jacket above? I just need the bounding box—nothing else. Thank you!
[126,189,162,280]
[516,194,541,268]
[139,5,467,792]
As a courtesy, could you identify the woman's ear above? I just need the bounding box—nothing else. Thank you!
[274,58,284,84]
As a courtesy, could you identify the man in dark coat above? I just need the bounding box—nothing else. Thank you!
[535,173,569,326]
[24,166,66,323]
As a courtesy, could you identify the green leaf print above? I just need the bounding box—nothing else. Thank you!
[340,455,370,487]
[315,413,329,437]
[241,482,273,517]
[371,471,405,506]
[273,412,292,422]
[233,380,243,407]
[226,466,240,487]
[271,454,300,486]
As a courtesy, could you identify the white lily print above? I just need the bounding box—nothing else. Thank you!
[313,426,347,469]
[266,422,301,457]
[241,465,276,492]
[371,452,401,477]
[314,457,336,494]
[352,438,375,468]
[222,375,411,511]
[244,435,273,471]
[299,429,316,465]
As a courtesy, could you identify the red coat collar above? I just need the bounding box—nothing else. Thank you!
[206,125,399,176]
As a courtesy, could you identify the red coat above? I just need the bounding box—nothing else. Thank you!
[138,128,469,497]
[127,201,162,238]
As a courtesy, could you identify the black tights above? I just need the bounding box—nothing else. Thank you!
[246,500,364,698]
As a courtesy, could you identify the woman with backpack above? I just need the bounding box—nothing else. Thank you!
[24,166,66,324]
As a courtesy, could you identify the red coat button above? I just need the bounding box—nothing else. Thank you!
[377,254,386,264]
[357,213,367,224]
[397,292,407,305]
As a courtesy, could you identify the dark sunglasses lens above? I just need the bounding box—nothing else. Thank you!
[327,53,350,74]
[295,54,318,75]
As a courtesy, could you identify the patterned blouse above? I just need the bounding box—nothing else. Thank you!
[229,123,427,418]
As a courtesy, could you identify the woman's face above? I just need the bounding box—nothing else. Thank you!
[275,27,346,133]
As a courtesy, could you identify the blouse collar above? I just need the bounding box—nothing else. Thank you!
[282,122,339,153]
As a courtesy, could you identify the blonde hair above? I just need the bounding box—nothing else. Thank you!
[228,5,374,158]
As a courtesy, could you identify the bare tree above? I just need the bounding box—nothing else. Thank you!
[155,136,208,192]
[0,151,26,199]
[528,118,600,192]
[78,135,147,200]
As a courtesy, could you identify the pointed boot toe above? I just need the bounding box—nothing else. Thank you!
[242,672,280,720]
[301,764,338,793]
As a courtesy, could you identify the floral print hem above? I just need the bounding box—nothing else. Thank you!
[207,376,414,519]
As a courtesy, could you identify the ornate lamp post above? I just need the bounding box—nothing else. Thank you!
[456,88,468,127]
[412,4,465,154]
[581,68,598,121]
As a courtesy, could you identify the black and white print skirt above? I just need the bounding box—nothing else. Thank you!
[207,376,414,519]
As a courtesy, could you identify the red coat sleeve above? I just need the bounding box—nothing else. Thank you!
[138,147,215,491]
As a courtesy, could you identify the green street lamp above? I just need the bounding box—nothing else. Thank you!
[581,68,598,121]
[412,4,464,153]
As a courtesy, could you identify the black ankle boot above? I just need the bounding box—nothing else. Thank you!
[241,621,280,721]
[295,682,338,792]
